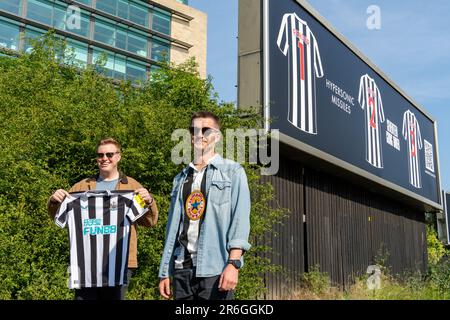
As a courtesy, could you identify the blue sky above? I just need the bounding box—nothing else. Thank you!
[189,0,450,194]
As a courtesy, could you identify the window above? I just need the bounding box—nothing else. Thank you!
[114,56,126,80]
[27,0,52,25]
[93,48,114,78]
[117,0,129,20]
[52,3,67,31]
[92,48,141,81]
[94,19,115,46]
[176,0,188,5]
[126,59,146,82]
[127,30,147,57]
[96,0,117,15]
[149,64,161,82]
[74,0,91,6]
[24,27,45,53]
[129,1,148,27]
[151,37,170,62]
[152,8,171,36]
[0,19,20,51]
[115,27,127,51]
[0,0,21,15]
[66,40,88,67]
[66,11,90,38]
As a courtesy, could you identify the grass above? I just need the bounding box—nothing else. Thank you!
[285,261,450,300]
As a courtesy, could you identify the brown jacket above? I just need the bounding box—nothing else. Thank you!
[47,173,158,268]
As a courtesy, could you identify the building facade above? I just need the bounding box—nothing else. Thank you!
[0,0,206,81]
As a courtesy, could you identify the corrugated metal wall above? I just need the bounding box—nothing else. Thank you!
[262,156,428,299]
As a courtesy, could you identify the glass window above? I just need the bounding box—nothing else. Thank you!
[66,40,88,67]
[24,27,45,54]
[176,0,188,5]
[129,1,148,27]
[74,0,91,6]
[114,55,126,80]
[126,59,146,82]
[52,3,67,31]
[0,19,20,51]
[0,0,22,15]
[152,8,171,36]
[27,0,52,25]
[149,64,161,82]
[93,48,114,78]
[117,0,129,20]
[94,19,115,46]
[96,0,117,15]
[116,27,127,51]
[127,30,147,57]
[66,11,90,38]
[151,38,170,62]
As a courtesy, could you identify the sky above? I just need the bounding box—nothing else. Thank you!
[188,0,450,194]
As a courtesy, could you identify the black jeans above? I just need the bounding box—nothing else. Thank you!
[173,267,234,300]
[74,269,133,300]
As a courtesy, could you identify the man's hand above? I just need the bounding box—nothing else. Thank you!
[136,188,154,206]
[50,189,70,203]
[218,264,239,291]
[159,278,172,299]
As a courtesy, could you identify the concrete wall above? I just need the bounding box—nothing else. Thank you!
[155,0,207,78]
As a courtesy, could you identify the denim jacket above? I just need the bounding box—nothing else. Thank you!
[158,154,251,278]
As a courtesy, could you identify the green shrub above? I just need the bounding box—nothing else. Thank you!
[0,33,285,300]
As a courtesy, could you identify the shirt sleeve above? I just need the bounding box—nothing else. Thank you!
[276,13,290,56]
[126,193,148,223]
[54,196,72,228]
[358,76,366,108]
[402,111,408,140]
[314,37,324,78]
[227,166,252,252]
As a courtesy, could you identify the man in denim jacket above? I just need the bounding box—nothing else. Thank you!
[159,111,251,300]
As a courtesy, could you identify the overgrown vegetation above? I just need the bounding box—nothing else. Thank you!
[288,225,450,300]
[0,33,285,299]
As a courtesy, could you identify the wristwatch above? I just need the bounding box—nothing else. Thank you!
[227,259,242,270]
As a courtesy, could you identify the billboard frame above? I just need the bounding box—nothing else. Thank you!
[261,0,442,211]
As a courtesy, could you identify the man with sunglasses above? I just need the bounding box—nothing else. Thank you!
[159,111,251,300]
[47,137,158,300]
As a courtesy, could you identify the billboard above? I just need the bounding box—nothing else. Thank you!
[263,0,442,209]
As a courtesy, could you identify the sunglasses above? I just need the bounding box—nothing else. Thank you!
[97,152,119,159]
[189,126,219,137]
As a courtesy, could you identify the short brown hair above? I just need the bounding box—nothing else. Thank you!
[96,138,121,152]
[190,111,221,129]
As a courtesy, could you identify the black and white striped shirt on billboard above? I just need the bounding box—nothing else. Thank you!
[358,74,385,169]
[402,110,423,189]
[277,12,324,134]
[54,190,147,289]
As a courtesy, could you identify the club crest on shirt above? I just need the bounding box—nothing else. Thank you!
[185,190,206,221]
[110,199,118,211]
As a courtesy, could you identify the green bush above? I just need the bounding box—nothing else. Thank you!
[0,33,284,299]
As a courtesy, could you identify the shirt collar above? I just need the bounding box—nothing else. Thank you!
[189,154,219,172]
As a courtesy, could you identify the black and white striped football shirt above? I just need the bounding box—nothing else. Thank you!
[359,74,385,169]
[54,190,147,289]
[277,12,324,134]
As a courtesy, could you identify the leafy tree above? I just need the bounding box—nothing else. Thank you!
[0,33,285,299]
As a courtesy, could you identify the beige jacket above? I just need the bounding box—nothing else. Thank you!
[47,173,158,268]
